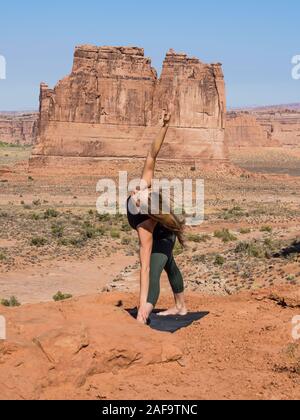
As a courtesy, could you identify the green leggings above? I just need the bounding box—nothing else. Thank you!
[147,236,184,306]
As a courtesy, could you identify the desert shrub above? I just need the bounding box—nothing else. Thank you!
[235,241,269,259]
[173,242,184,256]
[214,229,237,243]
[121,237,131,245]
[110,229,121,239]
[0,211,8,218]
[30,237,47,247]
[69,236,87,247]
[192,254,206,264]
[1,296,21,307]
[57,238,70,246]
[51,223,64,238]
[32,199,41,206]
[29,212,41,221]
[0,252,7,261]
[187,234,210,243]
[260,225,273,233]
[222,206,245,220]
[214,255,225,266]
[97,213,111,223]
[53,291,73,302]
[240,228,251,234]
[44,209,59,219]
[121,222,131,232]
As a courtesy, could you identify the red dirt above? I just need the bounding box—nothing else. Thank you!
[1,286,299,400]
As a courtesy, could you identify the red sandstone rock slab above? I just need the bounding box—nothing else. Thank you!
[0,294,183,399]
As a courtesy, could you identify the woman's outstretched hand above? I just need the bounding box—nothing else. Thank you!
[162,112,172,127]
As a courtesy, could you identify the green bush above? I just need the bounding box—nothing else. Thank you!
[240,228,251,234]
[51,223,64,238]
[110,230,121,239]
[260,225,273,233]
[1,296,21,307]
[53,291,73,302]
[214,229,237,243]
[30,237,47,247]
[187,234,210,243]
[44,209,59,219]
[235,241,269,259]
[214,255,225,266]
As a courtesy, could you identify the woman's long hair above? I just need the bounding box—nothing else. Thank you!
[145,190,186,247]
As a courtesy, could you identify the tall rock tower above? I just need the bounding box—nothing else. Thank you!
[31,45,227,166]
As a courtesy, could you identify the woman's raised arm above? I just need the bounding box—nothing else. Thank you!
[141,112,171,188]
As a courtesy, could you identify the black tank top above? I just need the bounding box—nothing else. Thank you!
[126,196,175,241]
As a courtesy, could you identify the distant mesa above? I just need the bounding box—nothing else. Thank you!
[30,45,227,167]
[0,112,38,146]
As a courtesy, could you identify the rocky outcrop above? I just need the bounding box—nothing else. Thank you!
[31,45,227,164]
[226,106,300,148]
[225,111,279,147]
[253,108,300,147]
[0,293,183,400]
[0,112,38,146]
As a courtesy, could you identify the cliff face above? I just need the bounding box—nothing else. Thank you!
[32,45,227,163]
[226,107,300,148]
[225,112,279,147]
[254,108,300,147]
[0,112,38,146]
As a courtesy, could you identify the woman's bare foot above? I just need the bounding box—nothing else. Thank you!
[157,306,188,317]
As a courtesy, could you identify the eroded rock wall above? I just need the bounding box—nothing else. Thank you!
[32,45,227,163]
[0,112,38,146]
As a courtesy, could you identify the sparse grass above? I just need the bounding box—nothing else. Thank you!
[192,254,206,264]
[214,255,225,266]
[235,240,270,259]
[214,229,237,243]
[29,212,41,221]
[51,223,64,238]
[0,141,20,148]
[187,233,210,243]
[222,206,245,220]
[260,225,273,233]
[30,236,47,247]
[1,296,21,307]
[53,291,73,302]
[110,229,121,239]
[174,242,184,256]
[240,228,251,235]
[121,237,131,245]
[44,209,59,219]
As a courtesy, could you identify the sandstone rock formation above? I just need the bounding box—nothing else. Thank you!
[1,287,300,400]
[225,111,278,147]
[0,112,38,146]
[0,293,183,400]
[226,105,300,148]
[253,108,300,147]
[31,45,227,165]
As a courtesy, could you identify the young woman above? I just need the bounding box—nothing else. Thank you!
[127,112,187,324]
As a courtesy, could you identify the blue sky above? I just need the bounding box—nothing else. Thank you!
[0,0,299,110]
